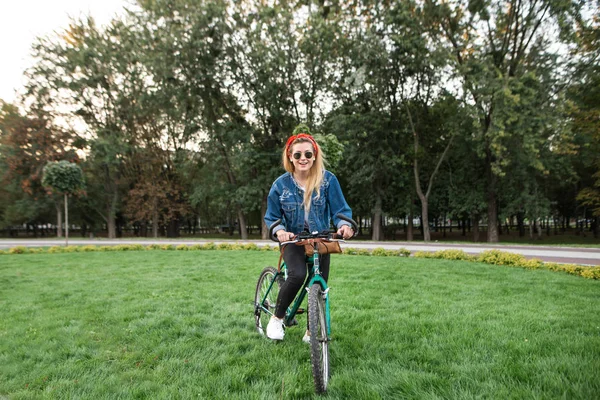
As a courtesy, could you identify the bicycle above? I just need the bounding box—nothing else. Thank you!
[253,214,358,394]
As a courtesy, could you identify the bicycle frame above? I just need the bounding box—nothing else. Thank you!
[258,246,332,336]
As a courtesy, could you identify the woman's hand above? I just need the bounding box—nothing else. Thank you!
[337,225,354,239]
[276,231,295,242]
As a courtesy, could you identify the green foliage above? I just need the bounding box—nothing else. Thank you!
[2,0,596,245]
[477,250,529,266]
[292,124,311,135]
[217,243,234,250]
[98,246,117,252]
[80,245,98,252]
[8,246,27,254]
[371,247,388,257]
[412,248,599,280]
[241,243,259,251]
[42,161,85,195]
[112,244,145,252]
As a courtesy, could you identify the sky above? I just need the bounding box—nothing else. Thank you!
[0,0,131,104]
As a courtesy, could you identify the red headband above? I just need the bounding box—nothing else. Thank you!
[285,133,318,156]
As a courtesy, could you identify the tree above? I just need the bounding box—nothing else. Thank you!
[42,160,85,245]
[571,1,600,236]
[0,101,78,236]
[429,0,583,242]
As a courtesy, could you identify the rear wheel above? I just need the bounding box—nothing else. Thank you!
[254,266,283,336]
[308,283,329,393]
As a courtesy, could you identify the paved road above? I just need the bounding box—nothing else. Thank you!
[1,238,598,266]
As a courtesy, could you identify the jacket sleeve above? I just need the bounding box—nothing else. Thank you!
[327,173,353,229]
[264,183,286,235]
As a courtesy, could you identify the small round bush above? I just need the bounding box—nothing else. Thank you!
[9,246,28,254]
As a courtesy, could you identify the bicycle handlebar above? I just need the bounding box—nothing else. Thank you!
[268,213,359,243]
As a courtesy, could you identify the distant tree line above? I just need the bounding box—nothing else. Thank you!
[1,0,599,242]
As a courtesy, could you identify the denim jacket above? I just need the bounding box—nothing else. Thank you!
[264,170,352,235]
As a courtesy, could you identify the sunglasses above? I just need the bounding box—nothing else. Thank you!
[292,151,314,160]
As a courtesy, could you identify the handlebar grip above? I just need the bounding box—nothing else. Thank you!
[268,219,282,242]
[336,213,359,237]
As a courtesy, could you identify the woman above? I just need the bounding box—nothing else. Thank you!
[263,133,354,341]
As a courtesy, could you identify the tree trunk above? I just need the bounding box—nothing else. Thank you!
[64,193,69,247]
[167,219,179,237]
[442,213,447,238]
[419,196,431,242]
[237,206,248,240]
[407,214,414,241]
[55,202,63,238]
[529,219,534,239]
[517,211,525,237]
[140,222,148,238]
[486,191,499,242]
[261,195,268,240]
[152,197,159,238]
[106,189,118,239]
[472,212,480,242]
[372,195,383,241]
[486,159,499,242]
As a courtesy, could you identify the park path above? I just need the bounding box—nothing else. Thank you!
[1,238,599,266]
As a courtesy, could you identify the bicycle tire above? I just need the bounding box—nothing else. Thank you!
[254,266,283,336]
[308,282,329,393]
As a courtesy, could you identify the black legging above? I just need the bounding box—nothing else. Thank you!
[275,244,330,319]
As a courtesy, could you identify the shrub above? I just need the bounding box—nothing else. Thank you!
[0,249,7,255]
[242,243,259,251]
[521,258,543,269]
[217,243,234,250]
[113,244,143,252]
[63,246,81,253]
[478,250,527,266]
[413,251,436,259]
[356,249,371,256]
[48,246,64,254]
[27,248,46,254]
[146,244,162,251]
[343,247,358,255]
[80,245,99,252]
[161,244,175,251]
[9,246,28,254]
[203,242,217,250]
[98,246,116,252]
[396,248,411,257]
[176,244,190,251]
[580,268,600,280]
[435,249,475,261]
[371,248,389,257]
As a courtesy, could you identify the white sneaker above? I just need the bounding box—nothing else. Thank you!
[266,316,285,340]
[302,331,310,344]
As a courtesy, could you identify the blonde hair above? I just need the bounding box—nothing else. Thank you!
[282,137,325,213]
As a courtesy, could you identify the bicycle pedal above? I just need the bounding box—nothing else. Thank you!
[285,318,299,327]
[296,308,305,314]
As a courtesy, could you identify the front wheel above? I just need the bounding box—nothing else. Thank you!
[254,266,283,336]
[308,283,329,393]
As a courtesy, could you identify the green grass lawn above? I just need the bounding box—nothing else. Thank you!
[1,251,599,399]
